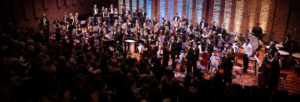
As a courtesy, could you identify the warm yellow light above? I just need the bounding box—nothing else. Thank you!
[259,0,271,33]
[234,0,244,33]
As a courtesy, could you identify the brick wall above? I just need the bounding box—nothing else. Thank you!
[0,0,117,31]
[1,0,299,43]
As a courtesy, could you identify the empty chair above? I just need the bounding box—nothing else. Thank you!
[49,28,54,34]
[72,33,77,39]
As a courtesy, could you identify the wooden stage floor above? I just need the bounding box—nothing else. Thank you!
[122,43,300,94]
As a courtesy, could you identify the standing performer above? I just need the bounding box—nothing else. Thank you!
[162,42,170,68]
[218,52,234,84]
[176,36,182,59]
[209,20,216,31]
[187,20,193,31]
[283,34,291,53]
[242,38,252,73]
[185,42,194,73]
[252,23,263,40]
[173,13,180,23]
[268,52,282,91]
[163,25,170,42]
[54,19,61,41]
[142,30,150,58]
[62,12,70,26]
[193,42,199,72]
[150,33,159,57]
[199,19,208,29]
[92,4,99,20]
[116,28,123,54]
[41,14,49,37]
[134,26,140,53]
[170,35,177,65]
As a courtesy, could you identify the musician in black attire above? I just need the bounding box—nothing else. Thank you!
[54,19,61,41]
[150,34,159,57]
[162,42,170,68]
[153,17,158,27]
[209,20,216,31]
[41,15,50,41]
[163,17,171,29]
[123,24,131,51]
[188,30,195,41]
[185,42,194,73]
[92,4,99,23]
[268,52,282,91]
[182,15,188,26]
[164,25,170,43]
[220,24,227,40]
[86,17,94,26]
[215,23,222,34]
[63,12,70,25]
[142,30,150,58]
[65,22,73,40]
[76,24,83,43]
[139,8,147,18]
[252,23,263,39]
[176,36,182,59]
[187,20,193,31]
[193,42,199,72]
[87,24,94,45]
[199,19,208,29]
[262,42,278,66]
[194,33,202,46]
[116,28,123,54]
[174,24,181,34]
[202,38,214,72]
[283,34,291,53]
[170,35,177,65]
[73,17,80,28]
[217,52,233,84]
[173,13,180,22]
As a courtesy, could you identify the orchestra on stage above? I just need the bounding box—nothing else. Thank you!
[39,4,292,90]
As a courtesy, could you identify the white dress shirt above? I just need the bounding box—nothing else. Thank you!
[242,43,252,57]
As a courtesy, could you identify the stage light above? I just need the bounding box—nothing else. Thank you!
[132,0,137,12]
[260,0,271,34]
[147,0,152,20]
[235,0,244,33]
[224,0,232,30]
[186,0,193,20]
[213,0,221,23]
[119,0,123,13]
[196,0,204,23]
[139,0,144,8]
[160,0,166,25]
[248,0,257,32]
[168,0,174,21]
[177,0,183,19]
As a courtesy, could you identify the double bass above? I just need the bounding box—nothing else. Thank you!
[258,54,272,87]
[180,47,188,72]
[236,44,244,67]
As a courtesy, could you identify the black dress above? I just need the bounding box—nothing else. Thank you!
[268,57,280,90]
[150,39,158,57]
[55,23,61,41]
[88,29,94,45]
[77,28,83,38]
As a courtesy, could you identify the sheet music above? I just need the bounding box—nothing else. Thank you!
[210,54,215,65]
[157,50,160,58]
[179,53,184,62]
[138,45,142,52]
[254,55,260,63]
[198,45,202,53]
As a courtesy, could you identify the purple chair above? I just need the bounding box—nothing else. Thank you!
[49,28,54,34]
[72,33,77,39]
[213,38,216,45]
[94,39,100,47]
[94,33,98,39]
[225,36,228,41]
[60,31,66,37]
[229,38,234,44]
[181,42,186,50]
[108,33,113,40]
[214,41,222,51]
[81,37,86,43]
[83,32,87,38]
[72,29,76,34]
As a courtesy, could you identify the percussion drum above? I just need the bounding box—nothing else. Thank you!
[249,36,259,51]
[292,53,300,59]
[276,44,284,48]
[261,34,270,45]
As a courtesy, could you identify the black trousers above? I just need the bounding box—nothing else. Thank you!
[243,54,249,72]
[193,59,198,72]
[163,58,169,68]
[171,51,176,65]
[135,41,139,52]
[187,63,193,73]
[177,47,181,59]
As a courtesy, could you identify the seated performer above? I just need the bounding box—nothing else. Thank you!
[76,24,83,43]
[242,38,252,73]
[283,34,291,53]
[87,24,94,45]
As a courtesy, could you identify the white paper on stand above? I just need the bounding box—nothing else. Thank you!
[179,53,184,62]
[198,45,202,53]
[157,50,160,58]
[210,54,215,65]
[254,55,260,63]
[138,46,142,52]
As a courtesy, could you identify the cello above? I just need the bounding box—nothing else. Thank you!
[201,42,210,67]
[180,47,188,72]
[235,44,244,67]
[258,54,272,87]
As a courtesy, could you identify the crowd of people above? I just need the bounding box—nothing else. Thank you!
[0,3,298,102]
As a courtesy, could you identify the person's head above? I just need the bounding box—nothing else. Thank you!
[175,13,178,16]
[185,42,191,48]
[126,6,128,10]
[43,13,46,17]
[256,23,259,27]
[222,24,225,28]
[207,38,211,43]
[48,78,61,95]
[69,13,73,17]
[170,78,179,87]
[216,22,220,26]
[212,20,215,24]
[114,8,118,11]
[146,15,149,19]
[110,4,113,8]
[165,16,168,20]
[275,52,280,58]
[245,38,250,43]
[183,15,187,19]
[94,4,97,8]
[171,35,175,40]
[285,34,291,39]
[202,18,205,21]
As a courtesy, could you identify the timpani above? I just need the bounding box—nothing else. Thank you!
[279,50,290,66]
[292,53,300,59]
[276,44,284,50]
